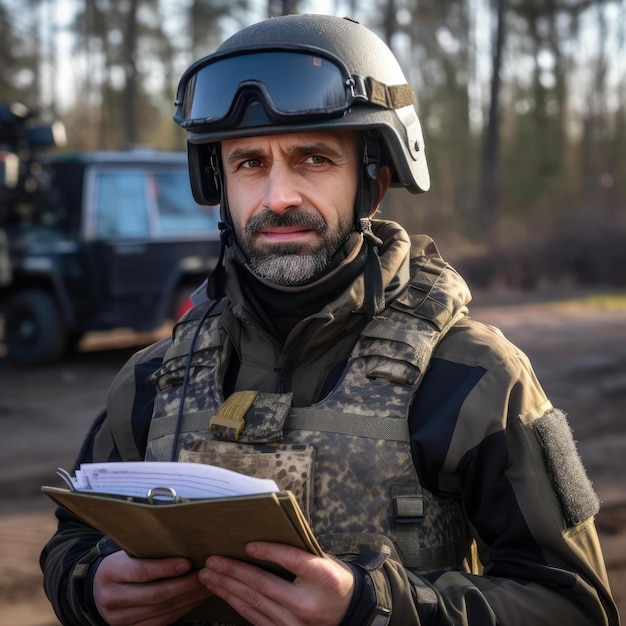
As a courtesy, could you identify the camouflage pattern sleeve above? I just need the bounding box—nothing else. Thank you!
[39,507,116,626]
[391,317,621,625]
[39,340,167,626]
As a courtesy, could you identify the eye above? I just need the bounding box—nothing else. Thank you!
[304,155,329,165]
[240,158,262,169]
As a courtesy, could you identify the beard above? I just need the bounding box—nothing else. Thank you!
[236,207,354,286]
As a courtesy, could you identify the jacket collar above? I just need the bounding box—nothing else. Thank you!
[223,219,412,323]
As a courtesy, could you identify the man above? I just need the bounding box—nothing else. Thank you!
[41,14,619,626]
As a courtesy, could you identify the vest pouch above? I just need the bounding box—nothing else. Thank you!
[147,313,227,415]
[145,345,224,462]
[148,346,225,418]
[179,440,315,523]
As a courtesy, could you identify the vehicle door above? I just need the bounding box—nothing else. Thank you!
[82,160,220,331]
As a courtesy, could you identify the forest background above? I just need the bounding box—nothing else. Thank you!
[1,0,624,292]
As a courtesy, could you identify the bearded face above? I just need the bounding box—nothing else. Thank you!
[221,131,362,286]
[235,206,354,285]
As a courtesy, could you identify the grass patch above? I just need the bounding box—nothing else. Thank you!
[563,292,626,309]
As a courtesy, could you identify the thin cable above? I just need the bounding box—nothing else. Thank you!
[169,297,222,462]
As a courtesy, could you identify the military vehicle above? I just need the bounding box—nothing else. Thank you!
[0,102,220,363]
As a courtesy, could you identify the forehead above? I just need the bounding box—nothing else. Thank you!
[220,129,360,155]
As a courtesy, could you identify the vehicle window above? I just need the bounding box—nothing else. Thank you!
[95,172,151,237]
[152,172,219,234]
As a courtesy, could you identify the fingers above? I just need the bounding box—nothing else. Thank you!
[101,585,210,626]
[94,553,212,626]
[198,543,354,626]
[199,556,297,626]
[246,541,323,578]
[98,550,193,584]
[246,542,354,602]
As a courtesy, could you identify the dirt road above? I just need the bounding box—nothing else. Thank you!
[1,295,625,624]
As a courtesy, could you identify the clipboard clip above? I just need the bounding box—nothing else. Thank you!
[146,486,185,504]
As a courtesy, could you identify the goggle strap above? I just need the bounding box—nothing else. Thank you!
[366,77,415,109]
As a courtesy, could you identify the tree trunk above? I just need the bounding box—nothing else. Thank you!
[481,0,506,242]
[122,0,140,147]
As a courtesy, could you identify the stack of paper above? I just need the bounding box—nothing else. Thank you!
[56,461,279,500]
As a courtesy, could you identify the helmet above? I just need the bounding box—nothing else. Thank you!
[174,13,430,206]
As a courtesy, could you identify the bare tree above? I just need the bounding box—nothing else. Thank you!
[121,0,140,146]
[0,2,38,104]
[580,0,612,210]
[188,0,240,61]
[480,0,506,241]
[266,0,301,17]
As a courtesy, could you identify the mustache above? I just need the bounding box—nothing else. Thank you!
[244,208,327,234]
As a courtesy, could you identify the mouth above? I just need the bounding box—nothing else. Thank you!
[257,225,319,244]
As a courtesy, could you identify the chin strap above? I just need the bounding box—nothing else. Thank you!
[205,146,233,300]
[360,217,383,247]
[205,220,232,300]
[362,236,385,319]
[357,132,385,319]
[356,131,383,229]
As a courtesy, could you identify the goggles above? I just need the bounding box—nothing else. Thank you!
[174,45,374,131]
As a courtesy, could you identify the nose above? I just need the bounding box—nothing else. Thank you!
[262,161,303,214]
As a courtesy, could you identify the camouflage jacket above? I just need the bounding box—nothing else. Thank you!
[40,221,619,626]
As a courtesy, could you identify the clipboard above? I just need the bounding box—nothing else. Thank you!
[42,485,323,622]
[42,486,321,569]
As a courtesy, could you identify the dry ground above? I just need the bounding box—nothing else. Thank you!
[0,293,624,624]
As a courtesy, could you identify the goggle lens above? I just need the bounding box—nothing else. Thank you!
[176,50,365,129]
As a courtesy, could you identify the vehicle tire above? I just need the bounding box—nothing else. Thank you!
[4,290,68,363]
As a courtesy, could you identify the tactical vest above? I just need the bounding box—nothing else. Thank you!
[145,240,472,576]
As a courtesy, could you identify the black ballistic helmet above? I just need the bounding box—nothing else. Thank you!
[174,13,430,206]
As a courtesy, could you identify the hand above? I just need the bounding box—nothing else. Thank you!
[198,542,355,626]
[93,550,211,626]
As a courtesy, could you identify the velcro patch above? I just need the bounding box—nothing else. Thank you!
[531,408,599,527]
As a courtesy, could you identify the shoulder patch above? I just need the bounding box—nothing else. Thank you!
[532,408,600,527]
